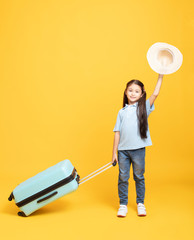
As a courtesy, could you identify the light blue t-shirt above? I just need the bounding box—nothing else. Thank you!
[113,99,155,150]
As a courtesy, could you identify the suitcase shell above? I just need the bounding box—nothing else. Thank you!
[8,160,79,216]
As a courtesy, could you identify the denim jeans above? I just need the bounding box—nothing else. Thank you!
[118,148,145,205]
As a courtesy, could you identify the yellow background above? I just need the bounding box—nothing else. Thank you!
[0,0,193,239]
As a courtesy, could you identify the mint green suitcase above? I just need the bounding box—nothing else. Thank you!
[8,160,80,216]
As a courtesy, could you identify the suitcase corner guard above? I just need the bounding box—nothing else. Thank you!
[8,192,14,201]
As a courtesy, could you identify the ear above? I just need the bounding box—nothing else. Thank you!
[141,87,145,96]
[140,90,145,98]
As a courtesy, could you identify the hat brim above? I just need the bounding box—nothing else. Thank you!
[147,42,183,75]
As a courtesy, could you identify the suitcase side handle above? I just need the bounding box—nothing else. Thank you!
[37,191,58,204]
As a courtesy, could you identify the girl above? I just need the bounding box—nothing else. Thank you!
[112,74,164,217]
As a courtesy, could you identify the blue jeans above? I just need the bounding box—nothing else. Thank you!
[118,148,145,205]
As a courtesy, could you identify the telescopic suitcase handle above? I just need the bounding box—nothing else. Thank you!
[79,161,117,185]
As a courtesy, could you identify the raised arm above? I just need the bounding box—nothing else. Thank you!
[149,74,164,107]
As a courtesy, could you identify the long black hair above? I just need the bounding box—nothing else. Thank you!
[123,80,148,139]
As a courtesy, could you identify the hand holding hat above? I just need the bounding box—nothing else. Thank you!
[147,42,183,75]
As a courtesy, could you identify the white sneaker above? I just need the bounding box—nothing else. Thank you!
[137,203,146,216]
[117,205,128,217]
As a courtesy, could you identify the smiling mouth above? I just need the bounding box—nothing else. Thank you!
[130,97,137,101]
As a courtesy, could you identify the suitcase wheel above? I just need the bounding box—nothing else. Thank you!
[8,192,14,201]
[18,211,27,217]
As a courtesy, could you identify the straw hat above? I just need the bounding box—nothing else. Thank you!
[147,42,183,74]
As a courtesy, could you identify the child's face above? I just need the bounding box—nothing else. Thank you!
[125,84,142,104]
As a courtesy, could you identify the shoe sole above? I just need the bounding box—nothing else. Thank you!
[117,214,126,217]
[138,214,146,217]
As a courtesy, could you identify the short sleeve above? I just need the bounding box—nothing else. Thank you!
[113,111,121,132]
[146,99,155,117]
